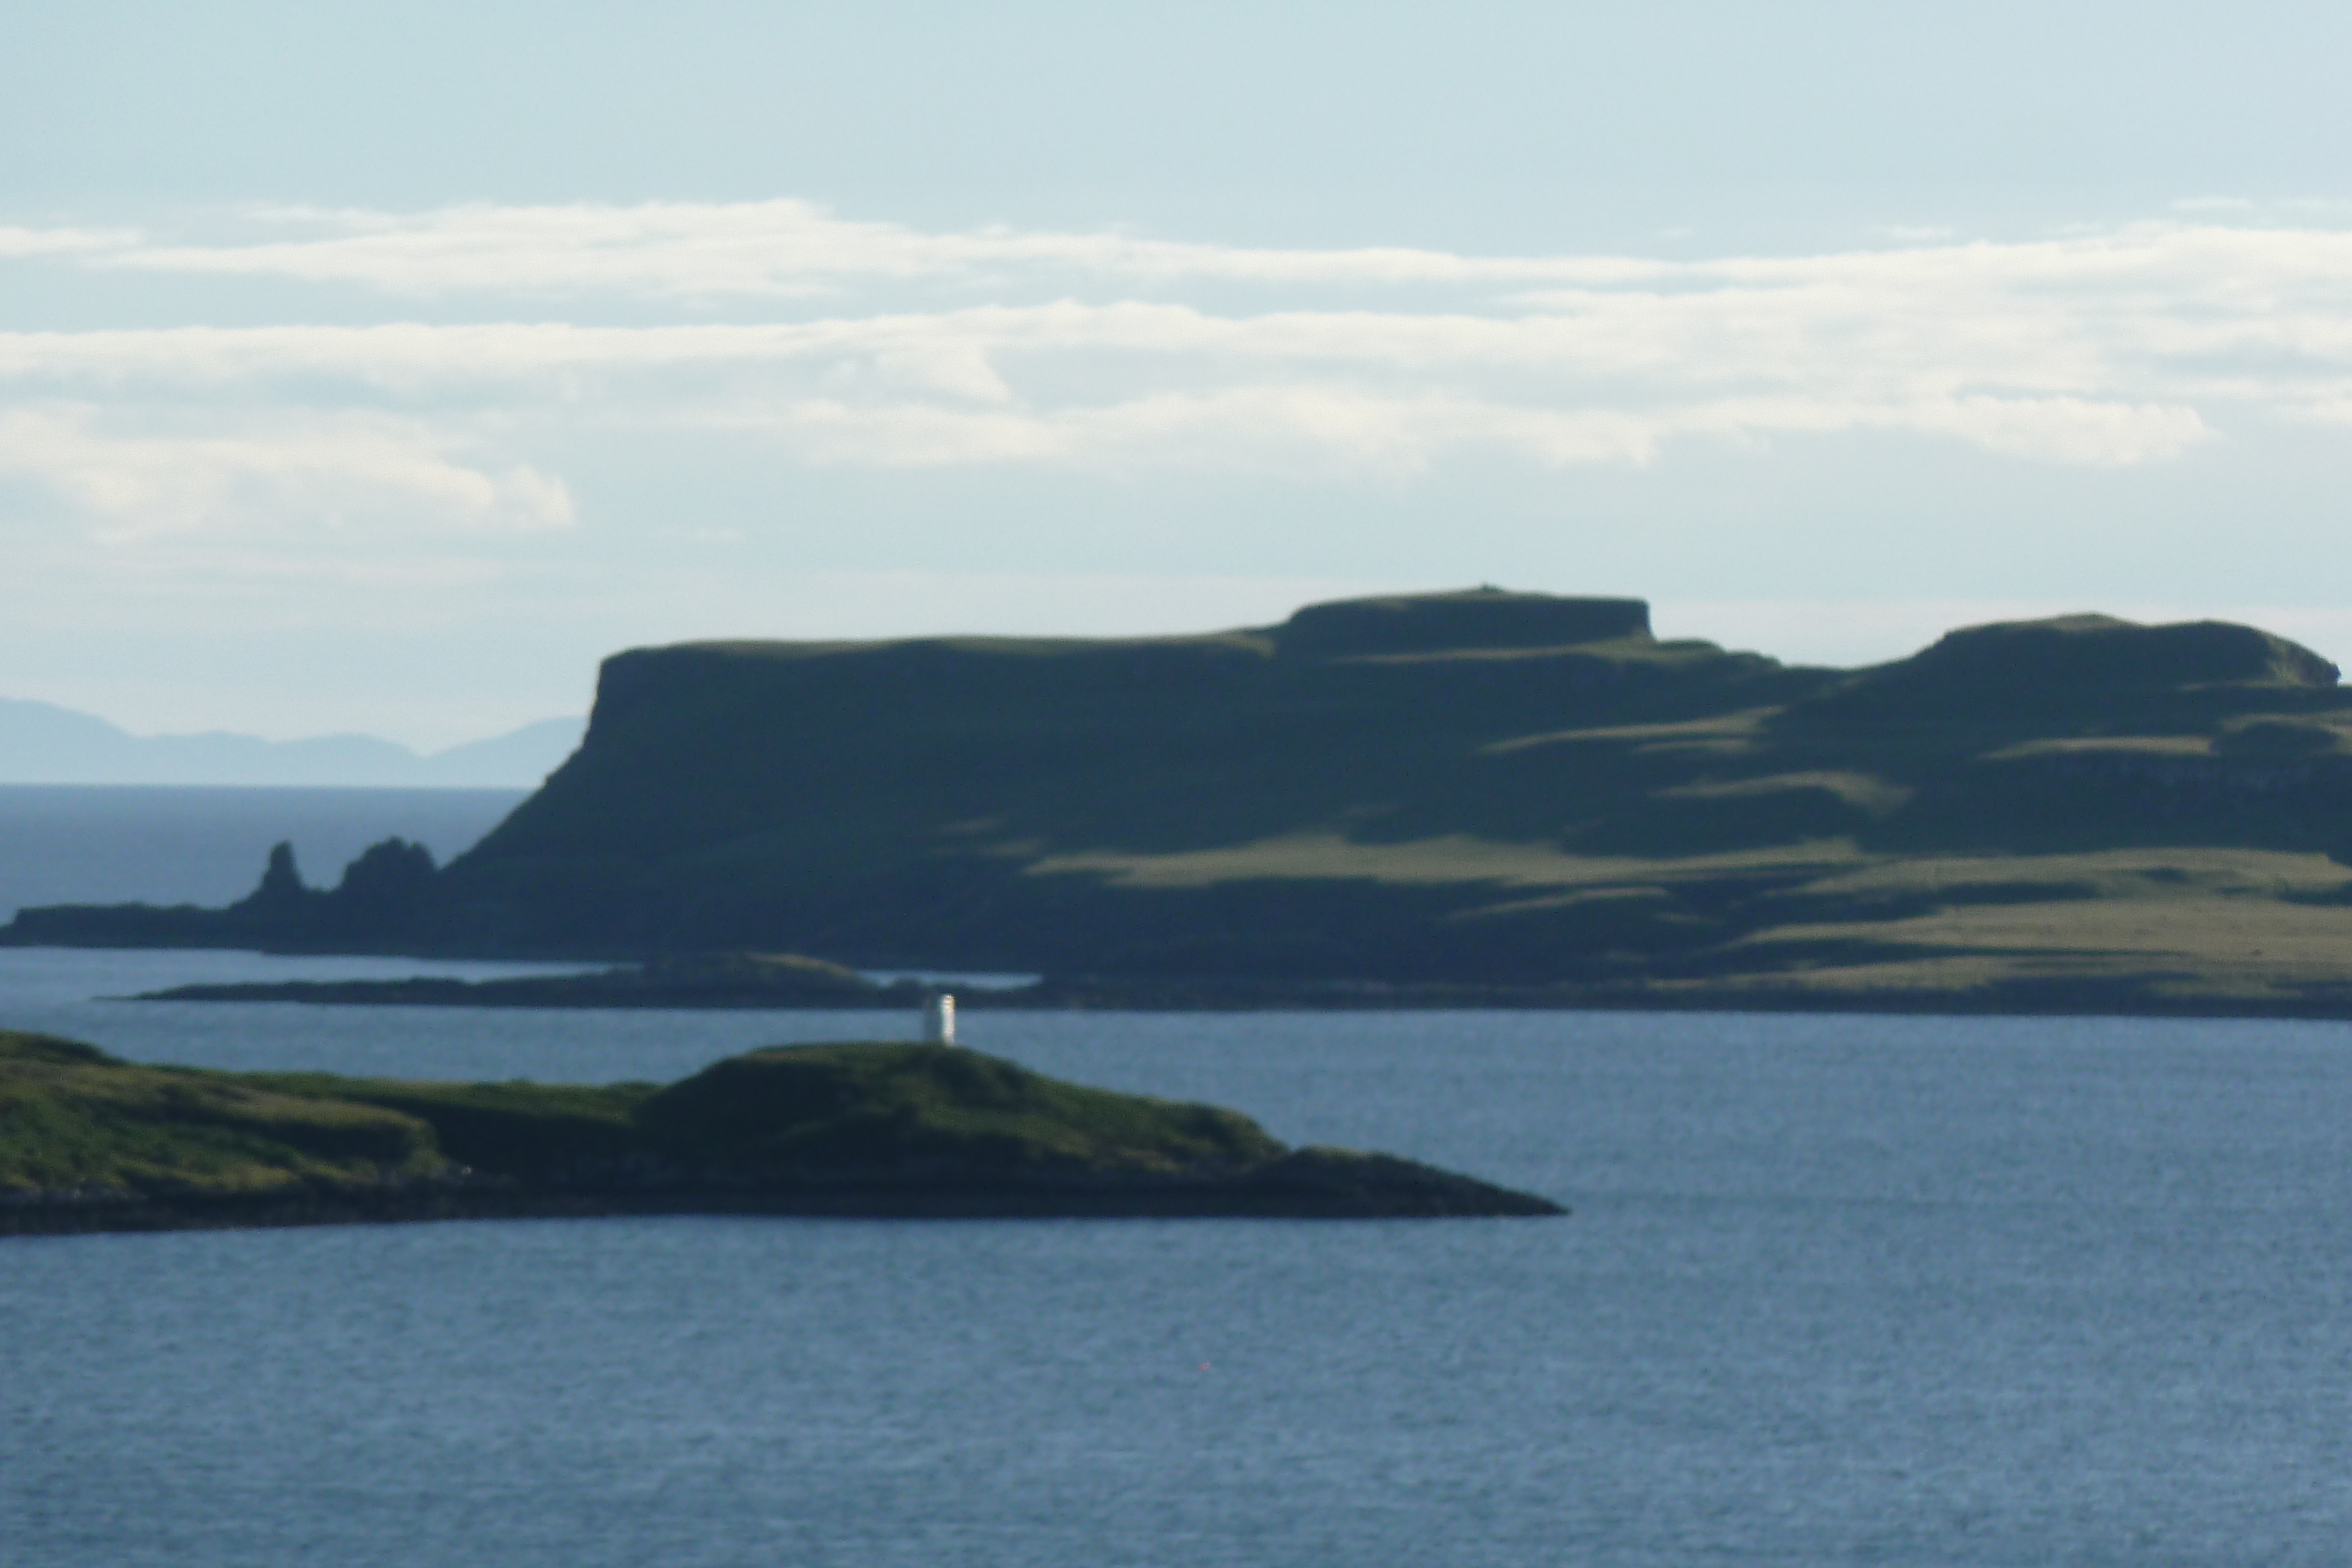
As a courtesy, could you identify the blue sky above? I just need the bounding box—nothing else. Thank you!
[5,1,2351,745]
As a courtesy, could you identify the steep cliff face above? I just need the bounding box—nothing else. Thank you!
[465,597,1776,864]
[428,590,1813,965]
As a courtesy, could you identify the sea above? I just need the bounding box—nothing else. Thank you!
[5,787,2352,1566]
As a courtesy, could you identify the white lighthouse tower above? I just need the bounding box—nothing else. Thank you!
[921,991,957,1045]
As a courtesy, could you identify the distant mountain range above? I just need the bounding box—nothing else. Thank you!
[0,700,584,787]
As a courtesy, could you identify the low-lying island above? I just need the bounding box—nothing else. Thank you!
[0,1031,1561,1233]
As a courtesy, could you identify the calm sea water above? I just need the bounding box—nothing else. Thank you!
[5,790,2352,1564]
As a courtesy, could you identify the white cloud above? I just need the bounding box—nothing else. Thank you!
[84,200,1657,296]
[0,405,573,541]
[0,225,137,259]
[3,203,2351,525]
[1902,396,2210,466]
[747,387,1683,475]
[32,200,2352,319]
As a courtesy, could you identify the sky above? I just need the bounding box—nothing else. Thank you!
[5,1,2352,747]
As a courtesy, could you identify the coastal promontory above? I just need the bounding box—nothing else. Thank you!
[0,1031,1561,1233]
[16,587,2352,1016]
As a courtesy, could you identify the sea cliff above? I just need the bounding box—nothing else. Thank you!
[14,588,2352,1014]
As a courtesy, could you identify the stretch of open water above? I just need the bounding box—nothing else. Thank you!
[6,790,2352,1564]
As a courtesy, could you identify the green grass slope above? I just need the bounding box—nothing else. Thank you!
[0,1032,447,1201]
[246,1073,654,1185]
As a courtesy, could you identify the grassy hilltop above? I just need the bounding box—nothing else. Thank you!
[17,587,2352,1013]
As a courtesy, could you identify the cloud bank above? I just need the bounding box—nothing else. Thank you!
[0,405,572,541]
[6,202,2352,531]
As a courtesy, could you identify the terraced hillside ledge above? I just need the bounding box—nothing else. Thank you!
[0,1032,1560,1234]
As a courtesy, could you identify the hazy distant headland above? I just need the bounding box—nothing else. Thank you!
[0,701,584,788]
[18,587,2352,1018]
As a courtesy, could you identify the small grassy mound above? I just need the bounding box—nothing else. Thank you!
[634,1043,1284,1179]
[1814,614,2341,721]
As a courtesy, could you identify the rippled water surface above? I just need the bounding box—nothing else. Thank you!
[9,939,2352,1565]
